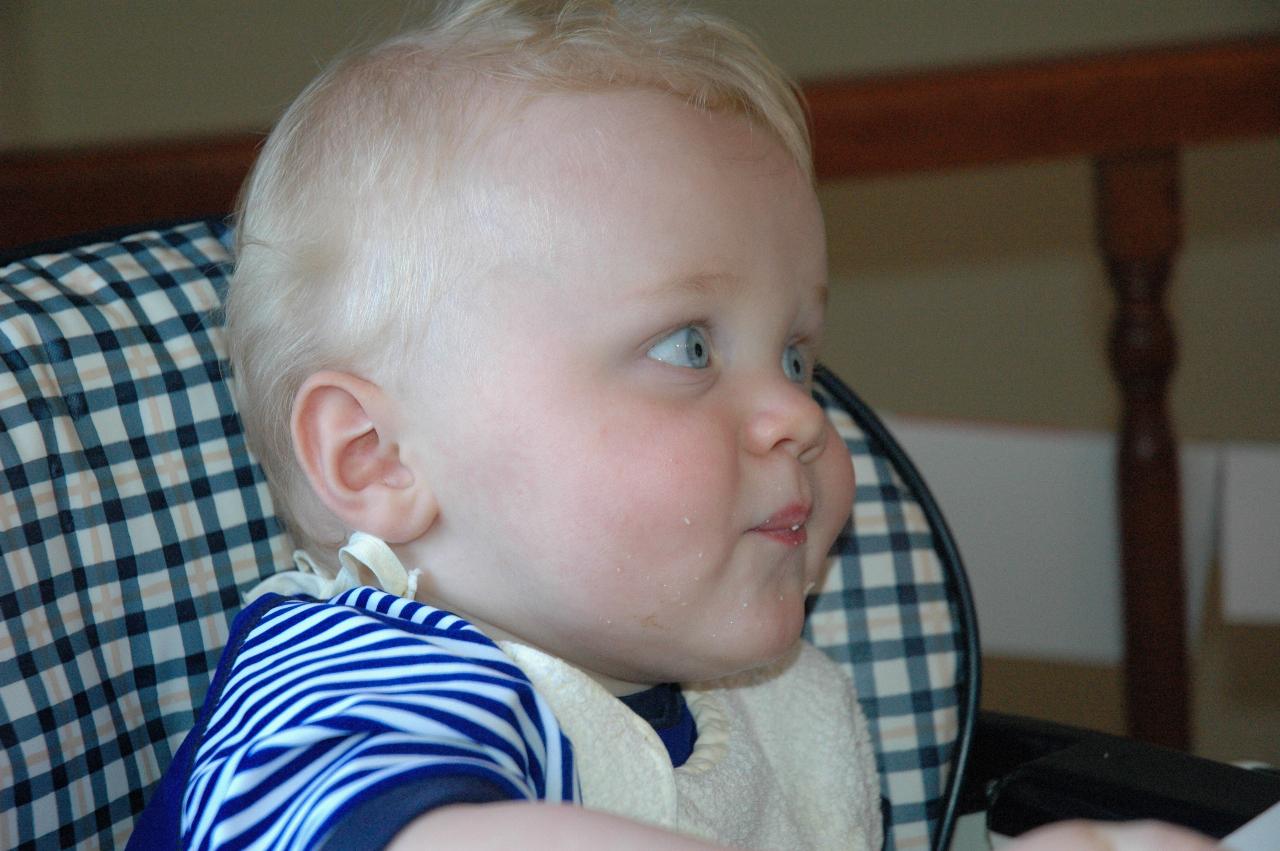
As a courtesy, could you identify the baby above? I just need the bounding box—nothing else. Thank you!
[129,1,1217,849]
[131,1,877,848]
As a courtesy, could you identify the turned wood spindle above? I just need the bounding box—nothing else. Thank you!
[1094,150,1190,751]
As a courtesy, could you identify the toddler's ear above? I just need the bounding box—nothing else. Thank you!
[291,371,437,543]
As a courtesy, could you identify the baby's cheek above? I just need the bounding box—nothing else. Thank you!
[815,428,855,546]
[571,417,734,553]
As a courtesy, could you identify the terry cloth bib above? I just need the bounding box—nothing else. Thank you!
[501,640,882,850]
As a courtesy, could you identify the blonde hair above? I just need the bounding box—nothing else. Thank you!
[227,0,812,558]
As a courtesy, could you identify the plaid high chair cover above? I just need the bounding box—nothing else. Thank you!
[0,220,977,849]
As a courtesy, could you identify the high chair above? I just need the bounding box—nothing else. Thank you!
[2,220,1275,849]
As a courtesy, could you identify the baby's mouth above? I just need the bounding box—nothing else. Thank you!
[750,503,811,547]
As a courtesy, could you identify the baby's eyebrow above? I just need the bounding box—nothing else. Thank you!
[651,271,736,299]
[645,273,828,306]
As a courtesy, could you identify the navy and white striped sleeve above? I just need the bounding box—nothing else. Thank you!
[179,588,577,850]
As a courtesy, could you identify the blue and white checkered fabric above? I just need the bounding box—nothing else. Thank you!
[0,222,292,849]
[1,220,968,850]
[807,390,967,851]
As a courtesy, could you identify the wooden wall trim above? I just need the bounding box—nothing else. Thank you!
[0,134,261,248]
[807,36,1280,179]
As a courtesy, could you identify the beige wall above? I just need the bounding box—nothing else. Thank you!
[1,0,396,147]
[4,0,1278,759]
[0,4,31,145]
[5,1,1280,148]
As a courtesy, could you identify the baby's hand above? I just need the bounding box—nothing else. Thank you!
[1005,819,1216,850]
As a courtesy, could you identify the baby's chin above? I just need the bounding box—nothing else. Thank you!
[619,618,809,687]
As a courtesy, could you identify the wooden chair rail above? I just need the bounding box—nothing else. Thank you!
[3,35,1278,751]
[0,135,261,249]
[807,35,1280,178]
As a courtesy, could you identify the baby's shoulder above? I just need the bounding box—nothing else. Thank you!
[222,588,525,689]
[195,588,556,766]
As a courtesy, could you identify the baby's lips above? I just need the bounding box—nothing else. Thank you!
[750,503,811,546]
[751,502,811,533]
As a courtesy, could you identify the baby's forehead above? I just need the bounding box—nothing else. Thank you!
[473,89,792,207]
[452,89,816,279]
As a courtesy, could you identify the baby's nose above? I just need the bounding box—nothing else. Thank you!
[742,381,828,462]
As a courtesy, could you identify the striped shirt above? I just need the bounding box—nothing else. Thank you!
[129,588,577,850]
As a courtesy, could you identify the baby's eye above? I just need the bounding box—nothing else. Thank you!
[782,344,808,383]
[647,326,711,369]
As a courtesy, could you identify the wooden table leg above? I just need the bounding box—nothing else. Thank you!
[1094,149,1190,750]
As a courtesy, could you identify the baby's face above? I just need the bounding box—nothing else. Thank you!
[398,89,853,688]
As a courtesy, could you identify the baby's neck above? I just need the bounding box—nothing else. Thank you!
[447,606,654,696]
